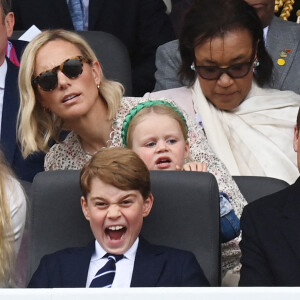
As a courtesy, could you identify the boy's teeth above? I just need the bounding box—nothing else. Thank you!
[109,226,123,231]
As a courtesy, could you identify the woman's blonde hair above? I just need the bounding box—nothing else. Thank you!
[18,29,124,157]
[0,152,17,287]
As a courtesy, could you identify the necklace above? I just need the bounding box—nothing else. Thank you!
[80,120,116,156]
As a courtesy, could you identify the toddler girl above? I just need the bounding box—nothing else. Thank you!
[122,100,240,242]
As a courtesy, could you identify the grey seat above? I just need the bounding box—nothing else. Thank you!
[233,176,289,204]
[11,30,132,96]
[27,170,221,286]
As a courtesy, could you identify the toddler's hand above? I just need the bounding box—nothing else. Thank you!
[177,162,208,172]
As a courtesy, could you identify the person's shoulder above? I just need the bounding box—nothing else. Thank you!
[146,86,191,99]
[272,16,300,28]
[157,40,179,53]
[141,237,197,260]
[6,175,26,208]
[44,131,86,170]
[270,16,300,35]
[243,181,295,217]
[40,242,94,264]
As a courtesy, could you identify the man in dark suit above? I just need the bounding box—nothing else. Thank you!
[154,0,300,95]
[12,0,175,96]
[0,0,44,182]
[28,148,209,288]
[239,107,300,286]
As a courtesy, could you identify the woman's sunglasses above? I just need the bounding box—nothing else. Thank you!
[191,59,255,80]
[32,56,91,91]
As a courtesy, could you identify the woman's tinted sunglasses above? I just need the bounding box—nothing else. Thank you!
[191,56,256,80]
[32,56,92,91]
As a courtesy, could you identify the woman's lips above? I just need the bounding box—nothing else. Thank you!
[62,94,80,103]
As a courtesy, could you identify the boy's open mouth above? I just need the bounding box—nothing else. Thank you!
[105,225,126,240]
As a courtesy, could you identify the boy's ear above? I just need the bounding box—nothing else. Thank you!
[81,196,90,221]
[142,193,154,218]
[184,140,190,159]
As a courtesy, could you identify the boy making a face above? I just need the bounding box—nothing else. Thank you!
[28,147,209,287]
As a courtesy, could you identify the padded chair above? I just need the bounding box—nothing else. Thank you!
[233,176,289,204]
[27,170,221,286]
[11,30,132,96]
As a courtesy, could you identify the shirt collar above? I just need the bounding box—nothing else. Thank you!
[263,26,269,43]
[92,237,139,262]
[0,59,7,89]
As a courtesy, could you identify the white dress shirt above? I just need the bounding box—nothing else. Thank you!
[86,237,139,288]
[0,59,7,138]
[264,26,269,43]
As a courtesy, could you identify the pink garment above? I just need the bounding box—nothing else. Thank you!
[6,41,20,67]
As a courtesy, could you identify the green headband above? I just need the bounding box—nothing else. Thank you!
[121,100,188,147]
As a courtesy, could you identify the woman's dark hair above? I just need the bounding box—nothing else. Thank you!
[179,0,273,87]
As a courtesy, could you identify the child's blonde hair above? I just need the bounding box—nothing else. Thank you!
[123,101,188,148]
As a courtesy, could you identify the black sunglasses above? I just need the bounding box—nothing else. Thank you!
[32,56,91,91]
[191,59,255,80]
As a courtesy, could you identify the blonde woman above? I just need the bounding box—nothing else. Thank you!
[0,151,26,287]
[18,29,124,170]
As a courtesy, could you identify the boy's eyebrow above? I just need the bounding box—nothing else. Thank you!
[89,192,139,202]
[89,196,107,202]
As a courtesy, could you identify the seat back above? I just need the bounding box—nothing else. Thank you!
[233,176,289,204]
[144,171,221,286]
[28,170,93,284]
[11,30,132,95]
[28,170,220,286]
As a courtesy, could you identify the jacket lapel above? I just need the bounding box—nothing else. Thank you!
[63,241,95,287]
[1,59,19,164]
[281,178,300,264]
[266,17,300,89]
[130,238,166,287]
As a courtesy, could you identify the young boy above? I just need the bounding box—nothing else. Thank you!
[28,147,209,288]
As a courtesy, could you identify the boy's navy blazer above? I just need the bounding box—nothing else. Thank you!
[1,58,44,182]
[28,237,209,287]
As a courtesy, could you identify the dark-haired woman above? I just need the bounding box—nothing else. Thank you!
[147,0,300,184]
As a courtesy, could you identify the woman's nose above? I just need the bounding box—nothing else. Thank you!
[217,72,234,87]
[57,71,71,89]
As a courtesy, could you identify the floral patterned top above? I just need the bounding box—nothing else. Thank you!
[45,96,247,277]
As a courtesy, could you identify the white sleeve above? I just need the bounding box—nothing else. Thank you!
[6,177,27,255]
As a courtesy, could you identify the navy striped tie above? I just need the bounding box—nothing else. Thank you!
[90,254,124,288]
[68,0,84,31]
